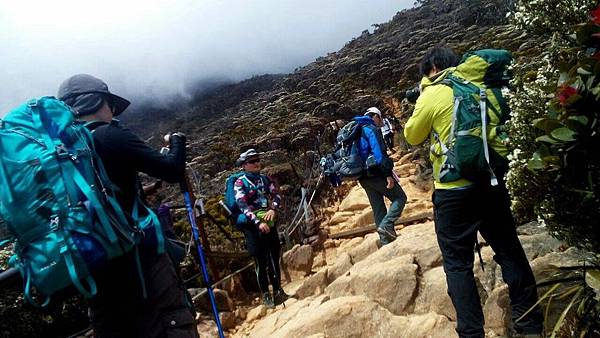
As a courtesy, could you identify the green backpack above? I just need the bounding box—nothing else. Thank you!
[0,97,162,305]
[433,49,512,186]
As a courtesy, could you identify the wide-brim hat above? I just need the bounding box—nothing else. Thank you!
[58,74,130,116]
[236,148,263,166]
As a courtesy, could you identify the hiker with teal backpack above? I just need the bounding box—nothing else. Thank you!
[404,47,543,338]
[223,149,288,308]
[56,74,198,338]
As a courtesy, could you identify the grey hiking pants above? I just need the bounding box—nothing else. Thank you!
[358,175,407,244]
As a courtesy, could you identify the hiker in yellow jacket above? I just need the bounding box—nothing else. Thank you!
[404,47,543,338]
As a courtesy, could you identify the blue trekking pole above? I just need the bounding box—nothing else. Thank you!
[181,175,225,338]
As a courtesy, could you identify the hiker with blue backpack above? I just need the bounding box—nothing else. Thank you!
[404,47,543,338]
[56,74,199,338]
[224,148,288,308]
[355,107,407,245]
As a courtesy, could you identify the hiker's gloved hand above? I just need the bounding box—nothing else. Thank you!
[263,209,276,221]
[163,132,186,145]
[258,223,270,234]
[386,176,395,189]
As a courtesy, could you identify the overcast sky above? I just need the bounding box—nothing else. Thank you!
[0,0,413,114]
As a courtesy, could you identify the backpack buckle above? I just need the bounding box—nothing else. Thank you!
[49,215,60,230]
[55,145,70,158]
[480,89,487,100]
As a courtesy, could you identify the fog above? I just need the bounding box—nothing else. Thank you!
[0,0,413,114]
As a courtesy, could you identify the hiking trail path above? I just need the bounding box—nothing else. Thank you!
[196,150,577,338]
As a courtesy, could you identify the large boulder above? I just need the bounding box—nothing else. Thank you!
[249,296,407,338]
[282,244,314,279]
[482,285,510,336]
[399,313,458,338]
[327,252,354,282]
[326,255,418,314]
[294,267,329,299]
[338,186,370,212]
[414,266,456,320]
[351,222,441,272]
[347,234,379,263]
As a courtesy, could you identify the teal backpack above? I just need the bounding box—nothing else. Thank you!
[222,172,267,229]
[0,97,162,305]
[432,49,512,186]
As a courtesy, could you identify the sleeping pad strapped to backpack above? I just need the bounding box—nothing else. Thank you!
[0,97,163,306]
[432,49,513,186]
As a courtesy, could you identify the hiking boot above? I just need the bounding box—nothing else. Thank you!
[262,292,275,308]
[273,289,289,305]
[377,227,397,244]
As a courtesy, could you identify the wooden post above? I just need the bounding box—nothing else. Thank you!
[184,170,221,282]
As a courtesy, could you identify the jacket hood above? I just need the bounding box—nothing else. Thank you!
[354,115,375,126]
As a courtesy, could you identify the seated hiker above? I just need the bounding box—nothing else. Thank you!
[356,107,407,245]
[58,74,199,338]
[233,149,288,308]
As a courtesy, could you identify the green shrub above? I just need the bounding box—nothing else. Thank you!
[508,0,600,252]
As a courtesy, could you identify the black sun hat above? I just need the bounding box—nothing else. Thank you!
[58,74,130,116]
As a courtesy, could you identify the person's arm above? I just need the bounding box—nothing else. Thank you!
[102,125,186,183]
[265,176,282,210]
[364,127,394,177]
[234,178,261,228]
[404,92,434,146]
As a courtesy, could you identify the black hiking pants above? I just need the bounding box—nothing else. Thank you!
[433,182,543,338]
[88,251,199,338]
[241,226,282,293]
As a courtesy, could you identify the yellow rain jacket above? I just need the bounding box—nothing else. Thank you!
[404,67,472,190]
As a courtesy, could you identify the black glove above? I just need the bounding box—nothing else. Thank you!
[169,132,186,145]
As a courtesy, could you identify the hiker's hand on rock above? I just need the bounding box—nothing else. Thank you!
[259,223,270,233]
[264,209,276,221]
[386,176,395,189]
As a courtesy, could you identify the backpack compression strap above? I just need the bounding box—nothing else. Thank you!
[478,89,498,186]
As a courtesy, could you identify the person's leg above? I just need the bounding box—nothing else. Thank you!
[265,229,282,291]
[140,253,199,338]
[243,229,270,295]
[478,185,543,335]
[264,228,288,304]
[359,176,390,244]
[88,254,139,338]
[434,188,485,338]
[379,181,407,237]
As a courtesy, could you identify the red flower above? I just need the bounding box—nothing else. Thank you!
[557,86,577,106]
[592,6,600,25]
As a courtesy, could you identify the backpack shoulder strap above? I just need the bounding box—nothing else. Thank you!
[84,120,109,132]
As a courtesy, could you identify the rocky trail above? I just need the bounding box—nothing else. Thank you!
[194,149,581,338]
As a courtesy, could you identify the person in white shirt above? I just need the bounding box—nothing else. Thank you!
[381,116,395,150]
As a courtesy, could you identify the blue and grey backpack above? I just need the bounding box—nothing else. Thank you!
[321,120,365,185]
[0,97,162,305]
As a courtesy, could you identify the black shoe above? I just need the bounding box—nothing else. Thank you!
[262,292,275,308]
[273,289,289,305]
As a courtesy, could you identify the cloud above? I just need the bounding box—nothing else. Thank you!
[0,0,412,114]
